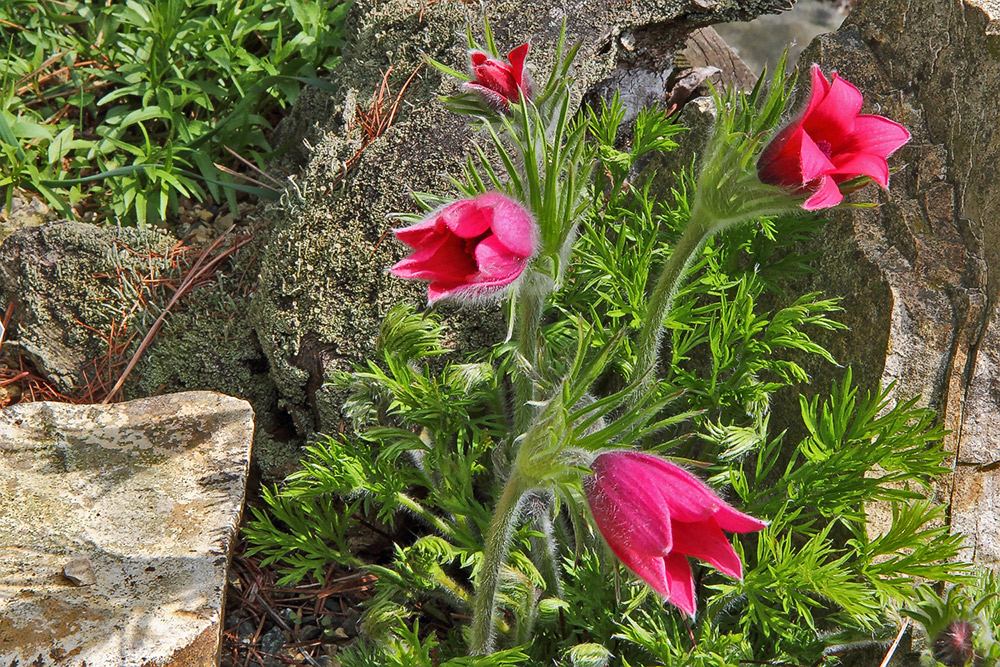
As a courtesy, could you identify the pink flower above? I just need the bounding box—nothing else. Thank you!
[465,43,533,112]
[390,192,537,303]
[583,451,766,616]
[757,64,911,211]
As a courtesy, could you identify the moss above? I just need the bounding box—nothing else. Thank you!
[0,222,175,391]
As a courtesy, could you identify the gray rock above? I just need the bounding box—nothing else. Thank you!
[0,391,253,666]
[0,194,55,245]
[0,221,175,393]
[0,220,286,476]
[250,0,795,437]
[770,0,1000,569]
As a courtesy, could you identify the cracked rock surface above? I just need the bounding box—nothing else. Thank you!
[775,0,1000,569]
[0,391,253,666]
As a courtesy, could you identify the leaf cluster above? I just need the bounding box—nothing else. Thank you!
[247,63,969,666]
[1,0,346,225]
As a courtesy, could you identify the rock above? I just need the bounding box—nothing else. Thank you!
[0,221,175,393]
[0,221,287,477]
[714,0,848,75]
[0,194,55,245]
[771,0,1000,568]
[0,391,253,665]
[250,0,795,437]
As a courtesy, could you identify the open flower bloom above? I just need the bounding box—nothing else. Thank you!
[757,64,911,211]
[390,192,537,303]
[465,43,533,112]
[583,451,766,616]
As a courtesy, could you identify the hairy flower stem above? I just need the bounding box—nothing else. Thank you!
[631,203,716,405]
[469,468,534,655]
[513,270,548,432]
[527,493,563,597]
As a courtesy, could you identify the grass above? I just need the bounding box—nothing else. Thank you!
[0,0,350,227]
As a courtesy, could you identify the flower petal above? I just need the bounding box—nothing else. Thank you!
[803,175,844,210]
[713,504,769,534]
[797,131,838,183]
[390,230,476,283]
[801,64,832,119]
[611,547,670,598]
[471,235,528,285]
[671,518,744,580]
[663,552,697,616]
[507,43,530,91]
[585,460,674,556]
[441,200,491,238]
[464,82,510,112]
[610,452,722,523]
[427,280,468,303]
[803,70,864,140]
[830,152,890,187]
[848,115,911,157]
[481,192,536,257]
[393,216,443,249]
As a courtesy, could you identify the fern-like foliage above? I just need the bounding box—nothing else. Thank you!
[246,67,968,666]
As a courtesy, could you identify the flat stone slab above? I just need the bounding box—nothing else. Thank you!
[0,392,253,666]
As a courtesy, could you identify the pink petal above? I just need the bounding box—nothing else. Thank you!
[471,235,527,285]
[469,51,489,67]
[713,504,769,534]
[480,192,536,258]
[427,280,468,303]
[803,70,864,141]
[393,216,443,249]
[441,200,491,238]
[585,460,674,556]
[758,126,809,187]
[471,57,519,102]
[611,547,670,598]
[829,152,890,187]
[803,175,844,210]
[611,452,722,523]
[464,82,511,112]
[671,518,744,580]
[848,115,911,157]
[663,552,697,616]
[801,64,832,119]
[390,231,476,283]
[797,131,838,183]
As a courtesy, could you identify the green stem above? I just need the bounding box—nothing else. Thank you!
[631,204,715,404]
[513,270,546,433]
[469,469,534,655]
[528,495,562,597]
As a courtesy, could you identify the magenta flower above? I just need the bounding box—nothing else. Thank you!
[390,192,537,303]
[465,43,533,112]
[757,64,911,211]
[583,451,766,616]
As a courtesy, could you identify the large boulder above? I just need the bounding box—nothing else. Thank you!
[0,391,253,666]
[779,0,1000,568]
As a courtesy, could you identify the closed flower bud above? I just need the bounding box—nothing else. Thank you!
[465,43,533,112]
[933,620,978,667]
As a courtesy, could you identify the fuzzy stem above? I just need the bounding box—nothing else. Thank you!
[529,498,563,598]
[513,270,547,432]
[631,203,716,404]
[469,469,533,655]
